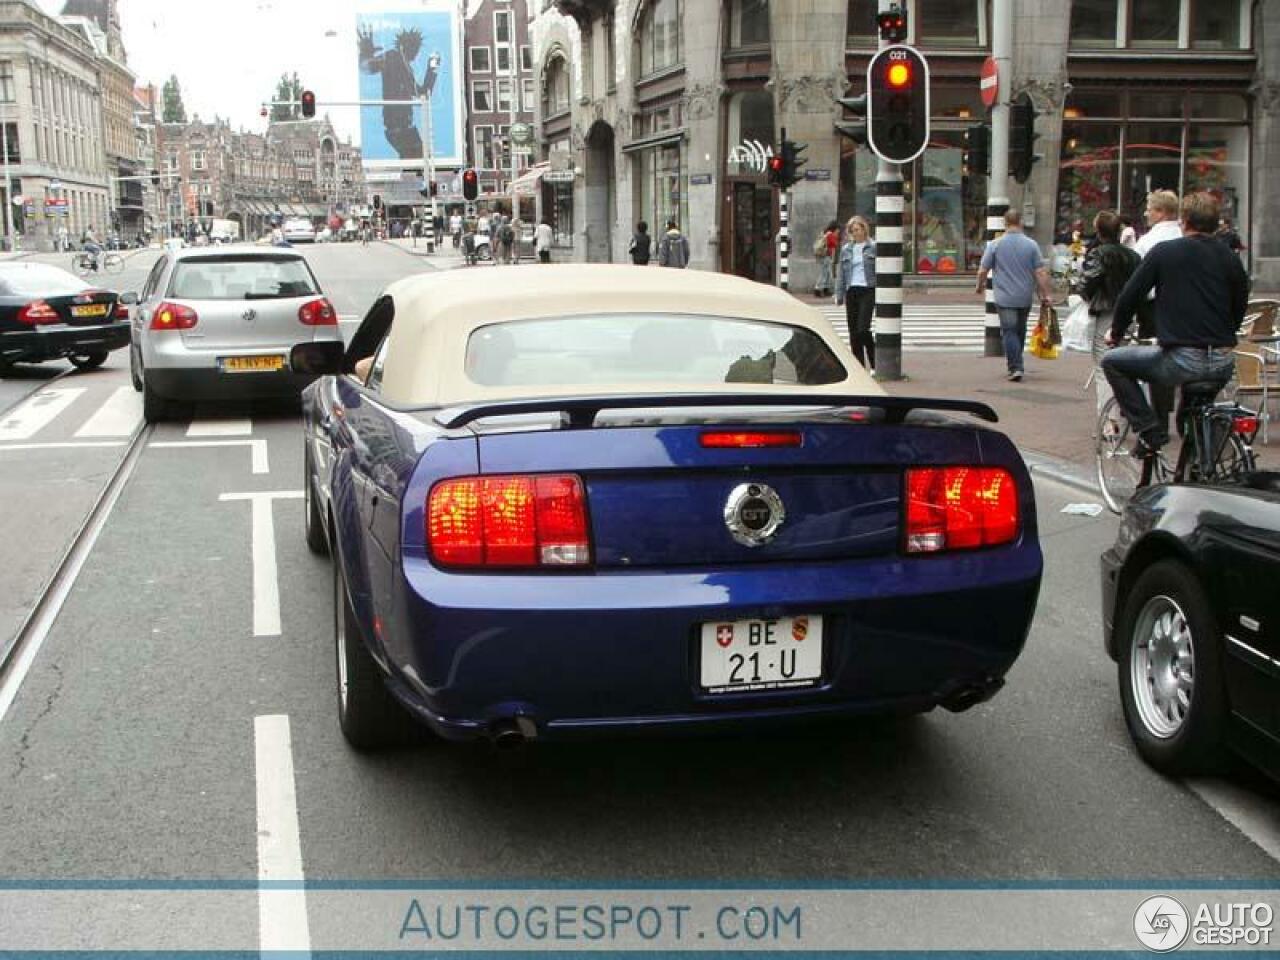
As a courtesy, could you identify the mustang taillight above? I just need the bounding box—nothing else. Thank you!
[17,300,59,325]
[149,301,198,330]
[904,466,1019,554]
[700,430,802,449]
[427,474,590,568]
[298,297,337,326]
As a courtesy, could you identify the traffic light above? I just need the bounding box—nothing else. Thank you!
[766,153,785,188]
[766,139,806,190]
[300,90,316,119]
[877,3,908,43]
[372,194,382,211]
[462,168,479,201]
[963,122,990,177]
[867,46,930,164]
[834,92,869,147]
[1009,91,1039,183]
[150,169,160,185]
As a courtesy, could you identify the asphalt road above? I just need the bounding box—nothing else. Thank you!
[0,245,1275,928]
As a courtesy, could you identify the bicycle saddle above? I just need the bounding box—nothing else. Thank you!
[1179,380,1226,402]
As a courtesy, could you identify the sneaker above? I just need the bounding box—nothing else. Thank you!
[1007,371,1023,382]
[1129,432,1168,458]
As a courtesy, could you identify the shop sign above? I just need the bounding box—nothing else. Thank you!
[543,170,576,183]
[804,169,832,181]
[690,174,713,186]
[727,139,773,174]
[509,122,534,146]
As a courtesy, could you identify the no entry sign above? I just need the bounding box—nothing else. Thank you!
[981,56,998,108]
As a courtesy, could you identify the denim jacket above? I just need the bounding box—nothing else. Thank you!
[835,241,876,304]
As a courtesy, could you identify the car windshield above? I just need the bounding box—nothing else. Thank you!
[465,314,847,387]
[168,256,318,300]
[0,265,91,297]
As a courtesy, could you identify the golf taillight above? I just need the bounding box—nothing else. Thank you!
[17,300,59,325]
[699,430,802,449]
[149,301,198,330]
[904,466,1019,554]
[298,297,337,326]
[427,474,590,568]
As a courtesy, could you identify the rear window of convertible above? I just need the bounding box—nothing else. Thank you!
[465,314,847,387]
[168,256,318,301]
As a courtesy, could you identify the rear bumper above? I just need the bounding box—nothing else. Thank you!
[374,549,1043,741]
[146,366,317,402]
[1,321,130,363]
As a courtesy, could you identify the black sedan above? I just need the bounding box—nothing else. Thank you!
[0,262,133,372]
[1101,473,1280,780]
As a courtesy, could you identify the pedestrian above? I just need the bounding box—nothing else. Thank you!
[477,210,491,241]
[657,218,689,268]
[498,216,516,264]
[1078,210,1140,412]
[974,209,1053,382]
[835,216,876,373]
[628,221,652,265]
[56,224,68,253]
[1215,216,1244,256]
[1102,192,1247,456]
[1119,215,1137,248]
[535,219,553,263]
[450,211,462,249]
[433,213,444,247]
[814,219,839,297]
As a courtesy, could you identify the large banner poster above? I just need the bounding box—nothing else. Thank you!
[357,3,463,168]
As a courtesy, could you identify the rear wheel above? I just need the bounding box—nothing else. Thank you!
[1117,560,1226,776]
[1096,397,1143,514]
[303,444,328,555]
[334,556,414,750]
[129,345,142,391]
[103,253,125,275]
[67,350,108,371]
[142,378,169,423]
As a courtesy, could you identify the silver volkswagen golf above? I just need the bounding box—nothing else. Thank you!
[130,248,342,422]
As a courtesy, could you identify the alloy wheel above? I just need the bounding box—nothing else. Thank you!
[1130,594,1195,739]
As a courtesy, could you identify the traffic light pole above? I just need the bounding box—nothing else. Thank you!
[984,0,1013,358]
[778,189,789,291]
[874,160,904,380]
[420,93,436,254]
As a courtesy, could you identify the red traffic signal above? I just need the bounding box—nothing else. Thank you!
[300,90,316,119]
[462,168,479,201]
[877,4,908,43]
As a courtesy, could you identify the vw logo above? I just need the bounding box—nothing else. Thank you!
[724,483,785,548]
[241,308,257,323]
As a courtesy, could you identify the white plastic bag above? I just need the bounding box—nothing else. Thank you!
[1062,297,1093,353]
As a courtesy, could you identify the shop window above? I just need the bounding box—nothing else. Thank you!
[730,0,770,48]
[1188,92,1246,121]
[1070,0,1118,46]
[637,0,682,77]
[1057,123,1119,243]
[1063,89,1121,120]
[1121,123,1184,226]
[913,140,966,274]
[1130,0,1179,48]
[1191,0,1241,49]
[1185,125,1248,228]
[1129,91,1183,119]
[930,87,983,120]
[637,141,687,233]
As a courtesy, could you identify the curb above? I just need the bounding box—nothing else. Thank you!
[1023,450,1104,499]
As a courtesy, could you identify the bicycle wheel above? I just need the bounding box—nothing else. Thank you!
[103,253,125,275]
[71,254,91,278]
[1096,397,1145,514]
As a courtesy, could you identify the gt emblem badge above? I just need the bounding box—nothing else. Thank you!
[716,624,734,648]
[723,482,786,548]
[792,617,809,642]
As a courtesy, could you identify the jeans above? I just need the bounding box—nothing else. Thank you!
[998,306,1030,374]
[815,256,833,294]
[844,286,875,371]
[1101,345,1234,442]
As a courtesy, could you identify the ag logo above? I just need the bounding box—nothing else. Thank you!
[1134,896,1189,952]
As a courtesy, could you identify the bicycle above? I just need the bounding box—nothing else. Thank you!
[1095,377,1258,514]
[71,250,124,278]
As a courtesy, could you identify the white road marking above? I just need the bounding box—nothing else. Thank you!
[0,388,86,441]
[254,714,311,954]
[186,417,252,437]
[219,490,304,637]
[74,386,142,438]
[0,441,126,452]
[1189,779,1280,865]
[151,438,269,474]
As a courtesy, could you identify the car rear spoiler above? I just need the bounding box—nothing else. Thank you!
[434,393,999,430]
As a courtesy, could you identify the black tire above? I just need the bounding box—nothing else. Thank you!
[68,350,108,371]
[334,556,414,750]
[303,444,328,556]
[129,345,142,391]
[1117,559,1227,776]
[142,378,169,423]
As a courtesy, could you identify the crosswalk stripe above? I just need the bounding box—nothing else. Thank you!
[187,418,253,437]
[74,386,142,438]
[0,388,86,442]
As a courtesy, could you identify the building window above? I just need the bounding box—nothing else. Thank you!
[543,56,570,115]
[494,10,512,44]
[496,45,513,74]
[0,62,13,103]
[605,16,617,90]
[729,0,770,47]
[497,79,514,114]
[1070,0,1119,46]
[521,78,535,114]
[637,0,682,77]
[725,90,774,175]
[520,45,533,72]
[192,150,206,171]
[470,46,491,72]
[1191,0,1241,49]
[636,141,687,235]
[921,0,980,46]
[1130,0,1181,48]
[474,124,494,169]
[1,123,18,163]
[472,80,493,113]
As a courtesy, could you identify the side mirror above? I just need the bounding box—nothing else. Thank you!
[119,291,139,305]
[290,340,345,376]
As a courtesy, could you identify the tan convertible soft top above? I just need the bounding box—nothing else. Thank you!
[376,264,880,406]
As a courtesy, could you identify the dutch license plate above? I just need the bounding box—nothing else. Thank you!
[221,355,285,373]
[70,304,108,318]
[699,616,823,693]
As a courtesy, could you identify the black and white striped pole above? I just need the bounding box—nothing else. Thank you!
[874,162,904,380]
[983,198,1007,357]
[985,0,1012,357]
[779,188,789,291]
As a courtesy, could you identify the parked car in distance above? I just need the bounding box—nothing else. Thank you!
[282,218,316,244]
[1101,474,1280,781]
[297,265,1044,751]
[0,262,132,372]
[130,249,341,422]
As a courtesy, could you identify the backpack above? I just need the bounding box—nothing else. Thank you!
[501,224,515,243]
[813,232,828,257]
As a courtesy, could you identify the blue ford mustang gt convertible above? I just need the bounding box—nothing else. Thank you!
[293,265,1043,750]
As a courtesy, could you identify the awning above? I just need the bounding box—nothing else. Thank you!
[621,129,686,154]
[511,162,549,197]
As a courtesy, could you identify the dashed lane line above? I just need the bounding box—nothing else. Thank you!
[219,491,304,637]
[186,417,253,437]
[255,714,311,954]
[151,438,269,474]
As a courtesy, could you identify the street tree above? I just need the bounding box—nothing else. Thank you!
[270,73,305,122]
[162,74,187,124]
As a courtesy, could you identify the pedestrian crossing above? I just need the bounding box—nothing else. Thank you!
[820,304,996,351]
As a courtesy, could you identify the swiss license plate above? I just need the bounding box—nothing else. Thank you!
[221,355,285,373]
[699,616,823,693]
[70,304,108,318]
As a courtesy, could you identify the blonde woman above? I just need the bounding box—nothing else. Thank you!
[834,216,876,372]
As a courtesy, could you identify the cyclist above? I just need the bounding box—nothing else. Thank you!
[1101,192,1249,457]
[81,225,102,272]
